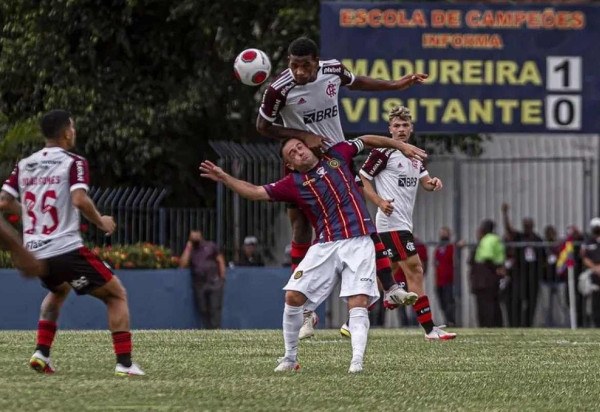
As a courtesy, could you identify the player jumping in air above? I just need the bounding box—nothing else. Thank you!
[257,36,428,338]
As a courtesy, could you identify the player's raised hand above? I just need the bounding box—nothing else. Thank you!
[302,134,328,153]
[396,73,428,90]
[199,160,227,182]
[378,198,395,216]
[397,142,427,162]
[98,215,116,235]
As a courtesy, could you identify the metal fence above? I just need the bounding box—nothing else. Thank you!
[210,140,287,264]
[86,187,216,255]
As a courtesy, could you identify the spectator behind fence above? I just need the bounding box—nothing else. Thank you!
[433,227,460,327]
[580,218,600,327]
[282,243,292,267]
[533,225,569,327]
[236,236,265,267]
[501,203,545,327]
[469,219,505,327]
[179,230,226,329]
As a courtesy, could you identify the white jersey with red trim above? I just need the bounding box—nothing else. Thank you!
[259,59,354,149]
[360,148,428,233]
[2,147,89,258]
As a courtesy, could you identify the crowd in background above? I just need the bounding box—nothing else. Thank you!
[181,204,600,330]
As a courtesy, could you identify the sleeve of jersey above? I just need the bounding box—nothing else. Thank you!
[258,86,285,123]
[262,175,297,203]
[419,161,429,178]
[339,62,356,86]
[330,139,364,164]
[69,158,90,192]
[1,165,19,198]
[360,150,389,180]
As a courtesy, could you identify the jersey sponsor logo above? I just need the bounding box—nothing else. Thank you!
[326,82,337,97]
[293,270,303,279]
[24,162,38,172]
[25,239,51,250]
[75,160,85,182]
[298,97,307,105]
[327,159,340,169]
[366,158,383,176]
[302,178,316,186]
[270,98,282,117]
[70,276,89,290]
[302,105,338,124]
[280,82,295,97]
[397,162,404,169]
[405,241,416,252]
[322,66,343,74]
[359,277,374,283]
[398,176,418,187]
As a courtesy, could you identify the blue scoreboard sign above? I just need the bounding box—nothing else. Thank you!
[320,2,600,133]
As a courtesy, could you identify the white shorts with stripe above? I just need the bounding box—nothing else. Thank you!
[284,235,380,311]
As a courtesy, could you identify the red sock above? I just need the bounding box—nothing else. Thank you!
[36,320,57,357]
[393,268,408,290]
[290,242,310,272]
[112,331,132,367]
[413,295,435,333]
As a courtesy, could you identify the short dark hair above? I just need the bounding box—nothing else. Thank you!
[41,110,72,139]
[279,137,297,159]
[480,219,495,235]
[288,37,318,58]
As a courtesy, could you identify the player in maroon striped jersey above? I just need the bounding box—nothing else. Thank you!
[201,134,426,373]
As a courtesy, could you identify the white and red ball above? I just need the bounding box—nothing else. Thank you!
[233,48,271,86]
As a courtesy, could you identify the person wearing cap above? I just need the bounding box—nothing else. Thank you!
[582,217,600,326]
[236,236,265,267]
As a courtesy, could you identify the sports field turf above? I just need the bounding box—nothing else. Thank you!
[1,328,599,411]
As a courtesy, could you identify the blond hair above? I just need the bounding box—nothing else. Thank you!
[388,105,412,123]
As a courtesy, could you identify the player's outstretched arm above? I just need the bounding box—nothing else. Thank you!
[0,217,46,277]
[71,189,116,235]
[256,116,327,151]
[358,134,427,162]
[349,73,428,91]
[420,176,443,192]
[200,161,270,201]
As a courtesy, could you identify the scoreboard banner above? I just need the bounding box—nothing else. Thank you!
[320,2,600,133]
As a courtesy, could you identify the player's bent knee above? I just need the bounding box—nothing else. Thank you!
[285,290,307,307]
[348,294,369,309]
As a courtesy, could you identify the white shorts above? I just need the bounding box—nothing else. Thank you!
[284,235,380,311]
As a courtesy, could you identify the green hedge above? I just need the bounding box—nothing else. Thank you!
[0,243,179,270]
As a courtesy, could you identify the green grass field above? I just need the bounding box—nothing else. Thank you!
[1,328,600,411]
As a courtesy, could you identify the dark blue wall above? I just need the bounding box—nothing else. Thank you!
[0,268,324,330]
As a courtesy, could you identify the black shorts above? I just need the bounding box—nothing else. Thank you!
[378,230,418,262]
[41,246,114,295]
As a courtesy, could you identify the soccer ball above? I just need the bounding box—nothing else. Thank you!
[233,48,271,86]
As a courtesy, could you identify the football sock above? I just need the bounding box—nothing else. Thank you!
[414,295,435,334]
[393,268,408,291]
[348,307,369,364]
[112,331,133,367]
[36,320,57,357]
[371,233,395,291]
[283,304,304,361]
[290,242,310,272]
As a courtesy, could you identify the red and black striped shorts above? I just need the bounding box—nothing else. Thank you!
[41,246,114,295]
[378,230,418,262]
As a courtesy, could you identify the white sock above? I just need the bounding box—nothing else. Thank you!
[283,304,304,361]
[348,307,370,364]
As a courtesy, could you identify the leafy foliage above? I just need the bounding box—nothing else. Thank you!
[0,0,481,206]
